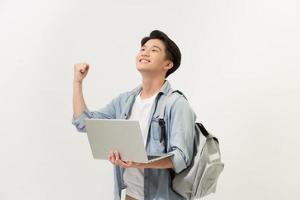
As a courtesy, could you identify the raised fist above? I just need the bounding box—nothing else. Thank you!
[74,63,90,83]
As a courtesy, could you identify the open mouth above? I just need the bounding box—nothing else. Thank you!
[139,58,151,63]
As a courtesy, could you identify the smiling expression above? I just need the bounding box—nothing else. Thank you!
[136,39,173,77]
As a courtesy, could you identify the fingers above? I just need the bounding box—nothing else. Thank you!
[119,160,133,168]
[115,151,120,162]
[108,151,116,164]
[80,64,89,74]
[73,62,90,82]
[74,63,89,72]
[114,151,125,166]
[108,151,120,165]
[107,151,135,168]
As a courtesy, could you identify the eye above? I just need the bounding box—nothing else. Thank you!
[152,49,158,52]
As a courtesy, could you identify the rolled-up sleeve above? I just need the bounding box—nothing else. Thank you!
[168,96,196,173]
[72,108,93,132]
[71,94,121,133]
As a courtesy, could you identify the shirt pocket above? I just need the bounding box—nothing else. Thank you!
[150,116,162,141]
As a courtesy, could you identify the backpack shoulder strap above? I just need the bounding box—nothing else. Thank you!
[196,122,210,137]
[158,89,187,119]
[157,89,187,150]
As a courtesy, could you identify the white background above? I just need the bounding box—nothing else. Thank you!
[0,0,299,199]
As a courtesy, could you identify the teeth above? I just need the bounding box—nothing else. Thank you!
[140,59,150,63]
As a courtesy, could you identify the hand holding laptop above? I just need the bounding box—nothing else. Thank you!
[84,119,173,164]
[108,150,145,169]
[108,150,175,169]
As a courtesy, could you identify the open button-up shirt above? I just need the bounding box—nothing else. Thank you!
[72,80,196,200]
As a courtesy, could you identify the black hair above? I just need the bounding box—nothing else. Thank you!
[140,30,181,78]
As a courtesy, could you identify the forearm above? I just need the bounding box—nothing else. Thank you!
[109,151,175,170]
[73,81,87,118]
[138,157,174,169]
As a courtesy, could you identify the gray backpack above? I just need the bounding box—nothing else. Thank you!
[158,90,224,199]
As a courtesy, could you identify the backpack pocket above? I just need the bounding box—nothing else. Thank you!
[194,162,224,198]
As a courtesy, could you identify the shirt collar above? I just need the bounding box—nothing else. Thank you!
[131,79,172,97]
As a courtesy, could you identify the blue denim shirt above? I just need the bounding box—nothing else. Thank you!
[72,80,196,200]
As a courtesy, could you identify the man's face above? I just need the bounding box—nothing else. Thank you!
[136,39,173,77]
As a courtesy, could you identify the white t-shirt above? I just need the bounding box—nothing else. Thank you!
[123,91,158,200]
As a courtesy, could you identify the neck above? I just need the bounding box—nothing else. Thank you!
[140,75,165,99]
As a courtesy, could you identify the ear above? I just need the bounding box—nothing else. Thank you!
[166,61,173,70]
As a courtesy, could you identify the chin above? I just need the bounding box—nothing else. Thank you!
[136,66,151,75]
[136,64,148,71]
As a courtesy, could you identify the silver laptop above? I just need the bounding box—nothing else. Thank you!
[84,119,173,163]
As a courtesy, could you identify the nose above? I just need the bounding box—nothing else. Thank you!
[140,49,150,57]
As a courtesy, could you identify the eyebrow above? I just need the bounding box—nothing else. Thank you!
[142,45,162,51]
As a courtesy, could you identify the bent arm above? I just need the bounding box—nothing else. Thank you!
[73,81,87,118]
[109,151,173,169]
[137,157,173,169]
[168,96,196,173]
[72,83,121,132]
